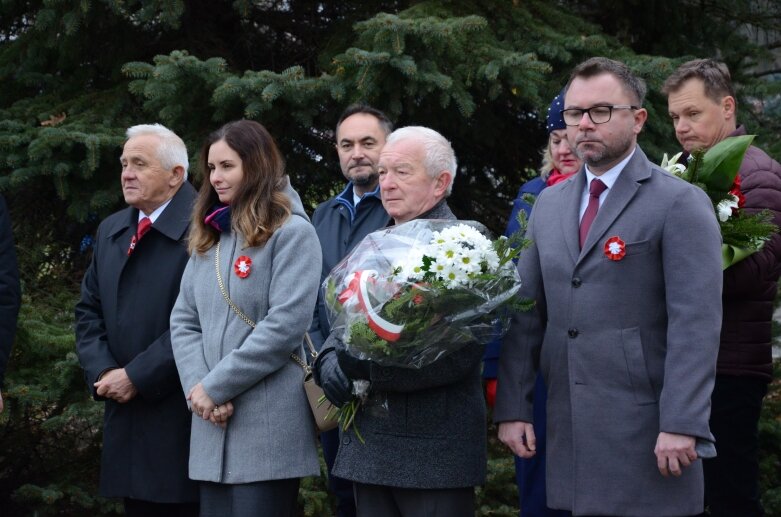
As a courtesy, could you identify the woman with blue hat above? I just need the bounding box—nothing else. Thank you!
[484,89,581,517]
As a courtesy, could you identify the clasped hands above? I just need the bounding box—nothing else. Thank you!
[189,382,234,429]
[498,421,698,477]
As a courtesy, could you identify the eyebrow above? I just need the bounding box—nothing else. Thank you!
[564,102,616,109]
[339,136,377,144]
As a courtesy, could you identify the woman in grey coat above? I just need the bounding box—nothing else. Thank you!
[170,120,322,516]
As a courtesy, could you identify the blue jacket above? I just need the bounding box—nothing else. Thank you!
[309,183,390,350]
[483,176,546,378]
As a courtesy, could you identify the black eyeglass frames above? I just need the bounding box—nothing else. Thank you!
[561,105,639,126]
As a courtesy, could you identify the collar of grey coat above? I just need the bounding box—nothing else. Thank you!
[389,199,455,226]
[559,145,653,264]
[105,181,197,242]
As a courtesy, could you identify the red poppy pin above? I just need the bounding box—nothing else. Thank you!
[604,236,626,261]
[234,256,252,278]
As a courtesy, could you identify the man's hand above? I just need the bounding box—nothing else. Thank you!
[0,389,4,413]
[188,383,216,420]
[655,431,697,477]
[94,368,138,403]
[498,421,537,459]
[208,401,234,429]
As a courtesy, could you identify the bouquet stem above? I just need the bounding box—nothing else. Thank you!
[319,395,365,443]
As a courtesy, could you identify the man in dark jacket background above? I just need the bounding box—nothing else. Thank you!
[75,123,198,516]
[0,193,21,414]
[309,104,392,517]
[665,59,781,517]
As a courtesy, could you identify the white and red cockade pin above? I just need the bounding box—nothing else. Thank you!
[234,256,252,278]
[604,236,626,261]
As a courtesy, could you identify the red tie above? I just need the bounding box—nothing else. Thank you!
[127,217,152,255]
[579,179,607,248]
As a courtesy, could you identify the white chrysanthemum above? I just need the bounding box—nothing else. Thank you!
[455,248,483,276]
[481,248,501,271]
[430,258,448,278]
[437,224,490,248]
[394,249,428,280]
[435,241,461,263]
[440,263,471,288]
[717,195,739,222]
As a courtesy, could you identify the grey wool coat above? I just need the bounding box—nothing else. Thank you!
[170,178,322,484]
[331,201,487,489]
[495,147,724,517]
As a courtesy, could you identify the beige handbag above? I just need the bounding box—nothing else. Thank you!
[215,241,337,432]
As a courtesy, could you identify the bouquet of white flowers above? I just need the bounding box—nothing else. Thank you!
[321,219,530,439]
[324,219,528,368]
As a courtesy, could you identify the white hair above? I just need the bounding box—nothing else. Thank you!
[126,123,189,180]
[386,126,457,195]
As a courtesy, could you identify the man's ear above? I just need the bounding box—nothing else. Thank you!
[170,165,185,186]
[632,107,648,135]
[434,171,452,197]
[721,95,736,121]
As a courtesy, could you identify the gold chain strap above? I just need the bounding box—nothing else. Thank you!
[215,240,316,372]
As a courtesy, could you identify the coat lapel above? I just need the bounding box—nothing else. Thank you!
[154,182,197,242]
[558,171,585,264]
[578,147,653,260]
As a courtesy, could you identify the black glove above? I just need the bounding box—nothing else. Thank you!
[312,347,353,407]
[336,348,372,381]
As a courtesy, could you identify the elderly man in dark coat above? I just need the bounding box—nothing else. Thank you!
[75,123,198,516]
[665,58,781,517]
[0,194,21,413]
[315,126,486,517]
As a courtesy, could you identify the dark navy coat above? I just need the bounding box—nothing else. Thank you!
[309,183,390,350]
[75,182,198,502]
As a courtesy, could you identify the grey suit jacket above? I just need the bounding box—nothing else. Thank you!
[495,147,723,516]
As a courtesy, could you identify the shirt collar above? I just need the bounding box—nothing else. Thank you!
[584,146,636,190]
[139,198,172,223]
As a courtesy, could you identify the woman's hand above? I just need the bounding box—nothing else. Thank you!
[209,401,235,429]
[188,383,216,420]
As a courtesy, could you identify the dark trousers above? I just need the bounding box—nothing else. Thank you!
[703,375,767,517]
[353,483,474,517]
[321,427,357,517]
[123,498,198,517]
[199,478,300,517]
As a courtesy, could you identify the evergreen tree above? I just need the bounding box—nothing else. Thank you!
[1,1,780,514]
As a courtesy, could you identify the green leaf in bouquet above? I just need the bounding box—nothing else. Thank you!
[697,134,755,190]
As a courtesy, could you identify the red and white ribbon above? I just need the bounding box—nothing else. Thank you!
[339,269,405,342]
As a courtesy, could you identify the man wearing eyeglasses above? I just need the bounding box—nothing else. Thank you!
[495,57,723,517]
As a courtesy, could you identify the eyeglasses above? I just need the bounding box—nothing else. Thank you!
[561,105,639,126]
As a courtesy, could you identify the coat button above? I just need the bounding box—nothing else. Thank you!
[342,435,351,445]
[568,328,579,338]
[571,277,582,287]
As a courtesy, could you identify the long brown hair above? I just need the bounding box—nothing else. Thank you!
[189,120,292,254]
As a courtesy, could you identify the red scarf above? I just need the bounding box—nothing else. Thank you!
[546,168,576,187]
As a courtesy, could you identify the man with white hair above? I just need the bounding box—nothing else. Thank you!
[76,124,198,516]
[314,126,486,517]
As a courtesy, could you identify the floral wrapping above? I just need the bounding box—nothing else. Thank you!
[660,134,778,269]
[323,219,526,370]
